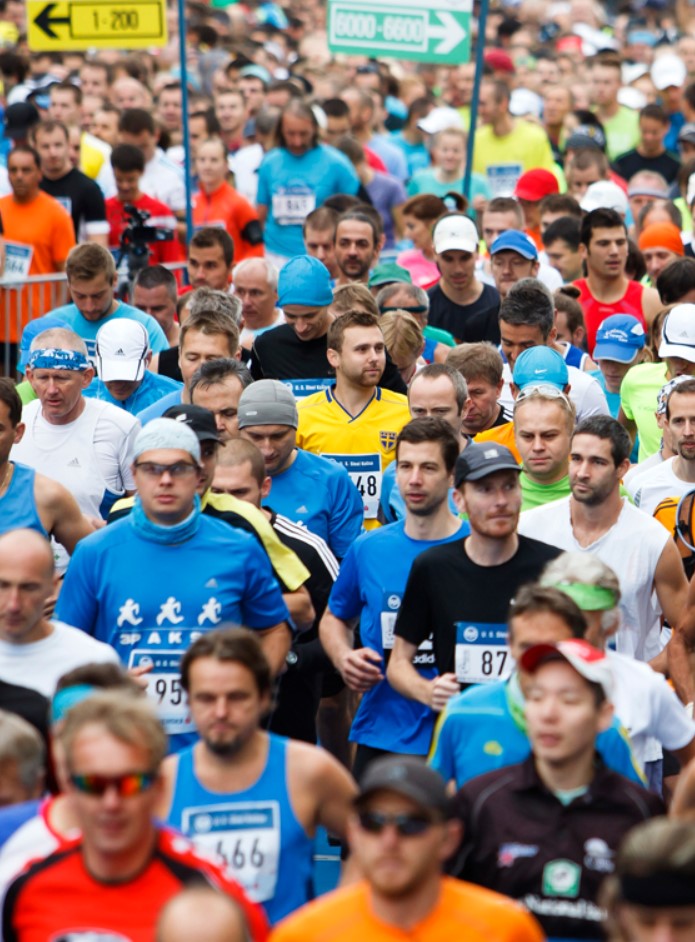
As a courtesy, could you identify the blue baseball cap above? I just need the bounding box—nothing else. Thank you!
[277,255,334,309]
[513,346,569,390]
[489,230,538,260]
[593,314,646,363]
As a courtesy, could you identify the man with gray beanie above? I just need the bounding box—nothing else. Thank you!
[238,379,363,558]
[56,417,292,752]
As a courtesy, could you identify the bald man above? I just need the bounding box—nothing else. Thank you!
[0,529,118,697]
[157,888,249,942]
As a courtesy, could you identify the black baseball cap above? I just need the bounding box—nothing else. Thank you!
[355,757,450,817]
[454,442,520,487]
[163,404,222,443]
[4,102,40,140]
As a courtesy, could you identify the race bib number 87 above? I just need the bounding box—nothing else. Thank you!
[455,622,511,684]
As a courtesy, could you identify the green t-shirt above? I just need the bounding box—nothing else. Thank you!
[406,169,491,219]
[619,361,668,461]
[520,471,571,511]
[16,380,37,406]
[472,120,558,195]
[601,106,640,162]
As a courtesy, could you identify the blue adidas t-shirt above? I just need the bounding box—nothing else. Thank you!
[257,144,360,257]
[56,514,289,747]
[429,678,645,788]
[136,388,184,426]
[45,301,168,359]
[264,449,363,558]
[329,518,468,755]
[84,370,182,415]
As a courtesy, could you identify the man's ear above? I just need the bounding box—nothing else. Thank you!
[327,347,340,370]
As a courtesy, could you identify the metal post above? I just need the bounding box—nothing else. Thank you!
[462,0,490,203]
[177,0,194,241]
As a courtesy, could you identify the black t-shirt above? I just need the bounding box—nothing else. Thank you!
[395,534,561,676]
[157,345,183,382]
[250,324,407,394]
[612,148,681,185]
[40,168,107,240]
[428,282,501,345]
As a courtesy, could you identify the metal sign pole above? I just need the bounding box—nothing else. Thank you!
[463,0,489,203]
[177,0,194,242]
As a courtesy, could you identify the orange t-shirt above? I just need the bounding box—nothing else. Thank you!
[270,877,544,942]
[192,180,264,263]
[474,420,522,463]
[0,191,76,342]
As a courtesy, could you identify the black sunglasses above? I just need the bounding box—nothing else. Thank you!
[358,810,434,837]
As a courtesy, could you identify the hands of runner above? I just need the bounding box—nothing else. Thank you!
[340,647,384,692]
[429,673,460,712]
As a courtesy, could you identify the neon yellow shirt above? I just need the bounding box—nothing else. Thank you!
[473,120,557,196]
[297,386,410,530]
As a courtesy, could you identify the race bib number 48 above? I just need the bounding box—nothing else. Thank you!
[455,622,511,684]
[323,453,382,519]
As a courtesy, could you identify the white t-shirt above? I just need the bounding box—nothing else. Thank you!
[623,449,663,488]
[229,144,264,205]
[608,649,695,767]
[518,497,669,661]
[628,456,695,516]
[99,148,185,212]
[0,621,119,697]
[500,362,610,421]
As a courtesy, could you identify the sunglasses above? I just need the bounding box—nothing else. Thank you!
[357,810,434,837]
[515,383,572,409]
[134,461,199,478]
[70,771,157,797]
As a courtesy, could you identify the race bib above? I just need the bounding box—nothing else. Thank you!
[485,164,523,198]
[182,801,280,903]
[272,186,316,226]
[1,241,33,284]
[324,453,382,519]
[455,622,511,684]
[282,377,331,399]
[129,649,191,735]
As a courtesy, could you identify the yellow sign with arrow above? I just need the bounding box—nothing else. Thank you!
[28,0,167,51]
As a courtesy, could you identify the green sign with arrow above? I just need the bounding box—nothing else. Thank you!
[327,0,470,64]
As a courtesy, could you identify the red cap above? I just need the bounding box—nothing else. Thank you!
[514,168,559,202]
[519,639,614,698]
[484,49,515,73]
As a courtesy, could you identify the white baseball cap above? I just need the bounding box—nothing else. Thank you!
[432,214,478,255]
[417,106,463,135]
[95,318,149,383]
[651,53,687,91]
[580,181,629,217]
[659,304,695,363]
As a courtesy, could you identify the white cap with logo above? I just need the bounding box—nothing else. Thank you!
[95,318,149,383]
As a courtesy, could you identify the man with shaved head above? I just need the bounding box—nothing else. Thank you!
[157,887,249,942]
[0,529,119,697]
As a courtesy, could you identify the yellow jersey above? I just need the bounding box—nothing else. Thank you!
[297,386,410,530]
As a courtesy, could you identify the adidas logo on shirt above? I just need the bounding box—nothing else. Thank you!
[67,457,81,467]
[296,505,308,514]
[205,578,218,589]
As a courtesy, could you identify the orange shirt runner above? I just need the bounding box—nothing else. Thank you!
[0,191,75,343]
[192,180,264,263]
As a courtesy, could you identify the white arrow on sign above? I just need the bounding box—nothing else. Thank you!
[427,10,466,55]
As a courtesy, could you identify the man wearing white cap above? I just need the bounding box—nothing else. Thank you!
[579,181,629,218]
[84,319,181,415]
[55,417,292,750]
[427,213,501,345]
[451,638,663,940]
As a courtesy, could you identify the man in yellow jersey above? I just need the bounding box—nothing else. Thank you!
[297,311,410,530]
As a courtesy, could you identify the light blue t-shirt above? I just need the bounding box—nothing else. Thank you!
[136,388,184,426]
[44,302,168,359]
[264,448,363,559]
[256,144,360,258]
[590,369,640,463]
[328,518,468,754]
[429,676,645,788]
[391,131,431,178]
[406,169,491,219]
[84,370,182,415]
[56,514,289,749]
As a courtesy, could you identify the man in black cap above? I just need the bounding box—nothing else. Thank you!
[3,101,40,147]
[388,442,560,712]
[271,755,543,942]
